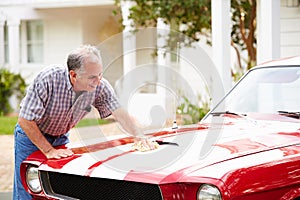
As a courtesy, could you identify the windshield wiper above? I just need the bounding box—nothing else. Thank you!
[277,111,300,119]
[210,111,257,124]
[210,111,247,117]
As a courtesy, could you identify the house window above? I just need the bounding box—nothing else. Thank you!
[24,20,44,63]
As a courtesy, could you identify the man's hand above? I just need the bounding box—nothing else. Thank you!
[112,108,159,151]
[45,148,74,159]
[18,118,74,159]
[132,136,159,152]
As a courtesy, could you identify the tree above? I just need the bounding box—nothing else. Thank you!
[114,0,257,78]
[231,0,256,71]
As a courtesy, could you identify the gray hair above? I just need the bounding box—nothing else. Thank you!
[67,45,103,73]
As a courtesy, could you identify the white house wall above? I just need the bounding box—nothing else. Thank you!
[44,18,82,64]
[40,7,91,65]
[81,6,115,45]
[280,4,300,57]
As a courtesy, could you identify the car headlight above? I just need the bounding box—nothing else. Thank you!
[197,184,222,200]
[26,165,42,193]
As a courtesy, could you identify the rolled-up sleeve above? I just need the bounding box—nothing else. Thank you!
[94,79,121,119]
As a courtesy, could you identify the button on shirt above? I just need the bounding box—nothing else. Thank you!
[19,65,120,136]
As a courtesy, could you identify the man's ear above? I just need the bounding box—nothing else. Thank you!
[69,70,77,84]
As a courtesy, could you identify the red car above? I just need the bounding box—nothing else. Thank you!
[21,57,300,200]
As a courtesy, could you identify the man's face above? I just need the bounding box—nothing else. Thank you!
[71,61,103,92]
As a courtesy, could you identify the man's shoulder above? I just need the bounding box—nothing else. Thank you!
[98,78,114,90]
[40,64,67,74]
[95,78,115,96]
[36,64,67,80]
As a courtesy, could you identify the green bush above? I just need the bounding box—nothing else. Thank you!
[0,69,26,116]
[177,95,210,125]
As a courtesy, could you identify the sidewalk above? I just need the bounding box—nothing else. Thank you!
[0,192,12,200]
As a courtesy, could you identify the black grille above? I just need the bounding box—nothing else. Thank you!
[41,171,162,200]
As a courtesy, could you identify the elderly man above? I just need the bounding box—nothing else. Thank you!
[13,45,154,200]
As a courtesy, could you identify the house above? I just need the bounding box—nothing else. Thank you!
[0,0,300,127]
[0,0,121,84]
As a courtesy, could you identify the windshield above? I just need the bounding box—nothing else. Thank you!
[211,66,300,114]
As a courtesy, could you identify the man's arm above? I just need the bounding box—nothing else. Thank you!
[111,108,156,150]
[111,108,143,137]
[18,117,73,159]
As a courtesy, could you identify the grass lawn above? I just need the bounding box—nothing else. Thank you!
[0,116,112,135]
[0,116,18,135]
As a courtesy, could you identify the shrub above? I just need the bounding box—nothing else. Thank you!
[177,95,210,125]
[0,69,26,116]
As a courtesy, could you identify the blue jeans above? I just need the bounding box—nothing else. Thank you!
[13,124,70,200]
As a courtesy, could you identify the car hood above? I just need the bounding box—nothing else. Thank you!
[29,114,300,184]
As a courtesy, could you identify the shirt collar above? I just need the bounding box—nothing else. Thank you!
[65,66,73,91]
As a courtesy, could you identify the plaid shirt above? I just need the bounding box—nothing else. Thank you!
[19,65,120,136]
